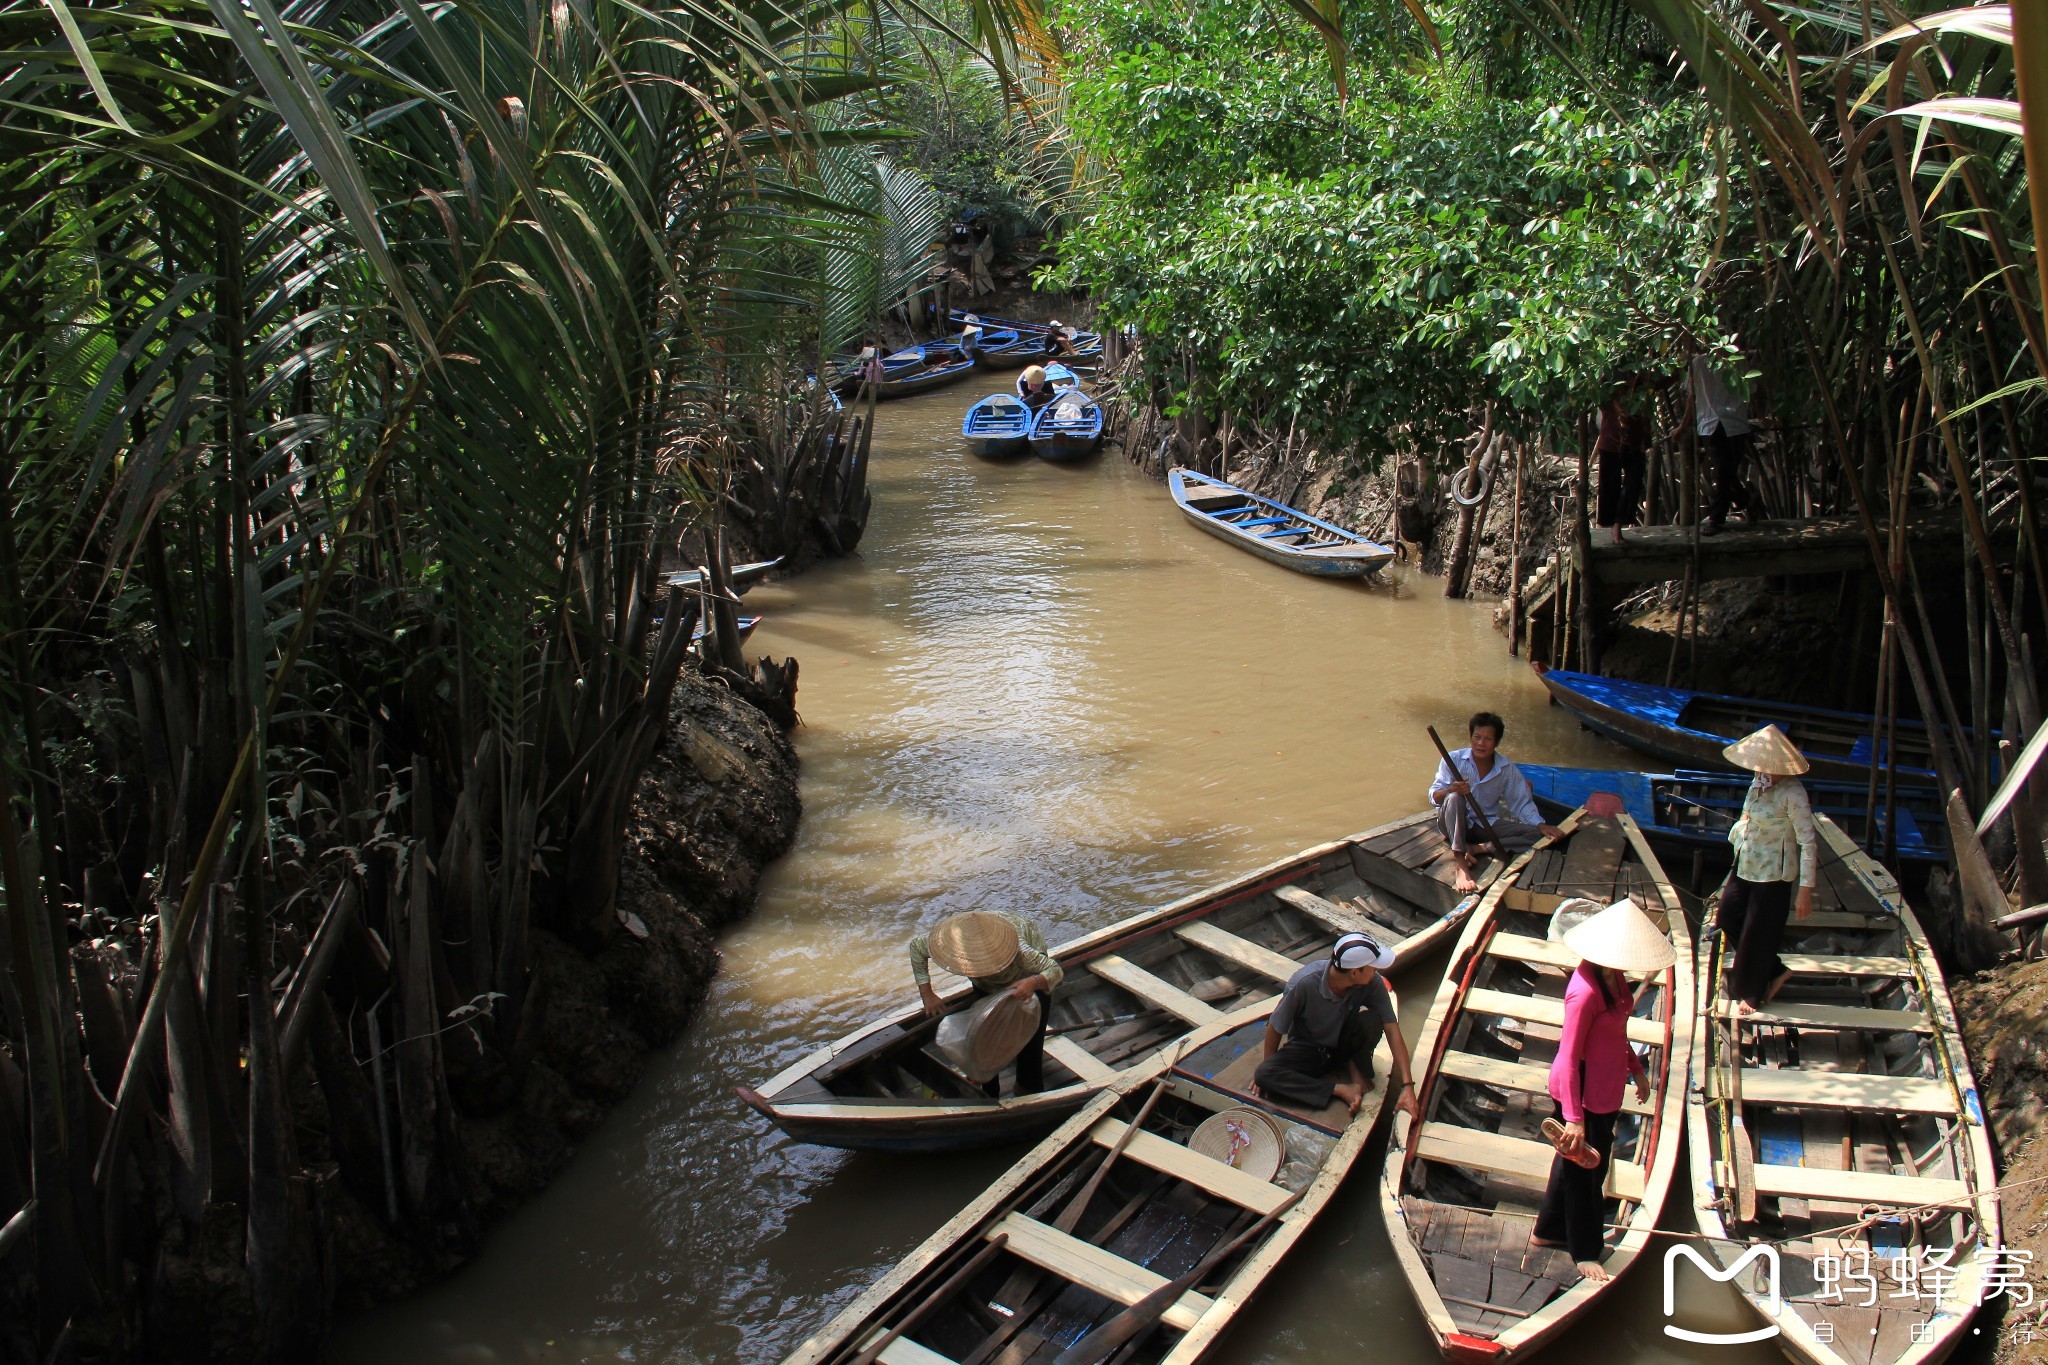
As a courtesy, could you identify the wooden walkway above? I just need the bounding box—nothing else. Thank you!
[1572,511,1977,587]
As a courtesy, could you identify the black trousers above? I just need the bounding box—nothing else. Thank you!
[1252,1009,1384,1109]
[1596,443,1644,529]
[1719,876,1794,1008]
[1534,1105,1618,1263]
[1704,427,1755,525]
[984,991,1050,1098]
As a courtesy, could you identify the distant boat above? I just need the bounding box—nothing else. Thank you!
[1684,815,1999,1365]
[964,327,1032,368]
[1532,665,1967,783]
[962,392,1034,459]
[678,613,759,643]
[1030,390,1104,462]
[1518,763,1948,865]
[736,810,1488,1154]
[831,342,971,397]
[664,558,783,592]
[1168,468,1394,579]
[1044,361,1082,392]
[948,310,1104,363]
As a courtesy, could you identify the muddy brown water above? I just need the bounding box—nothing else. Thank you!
[329,388,1993,1365]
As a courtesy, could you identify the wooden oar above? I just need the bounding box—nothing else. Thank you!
[1051,1189,1304,1365]
[1724,1014,1757,1222]
[1427,725,1501,852]
[851,1234,1009,1365]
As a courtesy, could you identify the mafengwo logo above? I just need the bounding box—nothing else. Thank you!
[1663,1244,1783,1344]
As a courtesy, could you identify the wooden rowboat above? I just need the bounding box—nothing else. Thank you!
[737,811,1492,1154]
[963,393,1034,459]
[1532,664,1966,784]
[1381,806,1694,1362]
[1682,814,1999,1364]
[1030,390,1104,463]
[876,348,978,400]
[664,558,783,592]
[1168,468,1394,579]
[1519,763,1948,867]
[782,995,1397,1365]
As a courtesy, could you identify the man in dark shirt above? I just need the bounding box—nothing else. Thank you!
[1252,933,1420,1118]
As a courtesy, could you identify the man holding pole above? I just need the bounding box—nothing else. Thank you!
[1430,711,1562,892]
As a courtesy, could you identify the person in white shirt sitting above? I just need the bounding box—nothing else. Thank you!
[1429,711,1563,892]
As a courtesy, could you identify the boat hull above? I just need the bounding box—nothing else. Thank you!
[1169,467,1394,578]
[735,1083,1092,1153]
[876,359,976,399]
[966,433,1030,459]
[1031,432,1100,462]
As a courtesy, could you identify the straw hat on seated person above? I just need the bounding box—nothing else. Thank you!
[927,910,1021,979]
[1722,723,1810,776]
[1563,896,1676,974]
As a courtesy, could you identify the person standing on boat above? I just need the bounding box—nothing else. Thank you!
[909,910,1063,1095]
[1717,724,1817,1015]
[1534,896,1669,1283]
[1016,364,1056,408]
[1250,933,1420,1121]
[1429,711,1563,892]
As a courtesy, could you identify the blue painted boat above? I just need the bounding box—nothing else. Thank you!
[1043,361,1081,392]
[1533,665,1968,783]
[831,341,970,396]
[1028,389,1104,462]
[961,392,1033,459]
[1168,467,1395,578]
[1518,763,1948,865]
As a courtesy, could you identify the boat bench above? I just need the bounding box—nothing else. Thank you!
[1228,515,1291,529]
[1086,954,1227,1027]
[1437,1049,1651,1115]
[986,1212,1217,1331]
[1731,1066,1953,1115]
[1258,526,1311,538]
[1087,1116,1291,1214]
[1779,952,1914,978]
[1465,986,1665,1046]
[1748,1163,1970,1207]
[1173,922,1302,984]
[1416,1121,1647,1201]
[1737,1001,1930,1033]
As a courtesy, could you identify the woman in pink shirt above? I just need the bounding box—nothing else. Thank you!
[1533,896,1674,1281]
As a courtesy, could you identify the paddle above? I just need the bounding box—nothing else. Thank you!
[1051,1190,1304,1365]
[1723,1016,1757,1222]
[1427,725,1501,853]
[851,1233,1010,1365]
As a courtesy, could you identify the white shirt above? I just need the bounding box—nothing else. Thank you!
[1429,749,1542,826]
[1690,356,1753,437]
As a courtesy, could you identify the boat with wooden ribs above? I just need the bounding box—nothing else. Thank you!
[1031,390,1105,462]
[782,994,1397,1365]
[877,346,978,400]
[1168,469,1395,579]
[962,393,1035,459]
[737,811,1492,1154]
[1381,805,1694,1362]
[1683,814,1999,1365]
[1531,665,1965,784]
[1519,763,1948,867]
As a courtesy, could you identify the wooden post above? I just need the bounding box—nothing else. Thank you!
[1573,416,1598,673]
[1508,440,1526,654]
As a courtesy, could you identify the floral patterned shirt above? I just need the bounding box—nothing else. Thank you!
[1728,775,1818,888]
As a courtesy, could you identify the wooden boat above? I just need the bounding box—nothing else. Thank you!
[1381,806,1694,1362]
[664,558,783,592]
[689,613,760,643]
[1683,814,1999,1365]
[738,811,1494,1154]
[966,328,1032,368]
[950,310,1104,363]
[1168,468,1395,579]
[783,995,1397,1365]
[1519,763,1948,866]
[876,347,978,400]
[1532,665,1966,783]
[1043,361,1082,391]
[963,393,1035,459]
[1030,390,1104,462]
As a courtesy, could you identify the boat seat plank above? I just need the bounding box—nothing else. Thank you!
[1748,1164,1969,1206]
[1465,987,1664,1046]
[876,1339,958,1365]
[1487,933,1577,971]
[1258,526,1312,538]
[1088,1118,1291,1215]
[986,1213,1217,1331]
[1174,922,1302,984]
[1229,515,1292,529]
[1086,955,1226,1027]
[1438,1050,1651,1115]
[1779,953,1914,978]
[1044,1036,1118,1085]
[1739,1002,1930,1033]
[1416,1122,1646,1201]
[1273,885,1380,938]
[1737,1067,1953,1115]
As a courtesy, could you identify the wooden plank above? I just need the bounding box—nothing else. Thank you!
[1555,817,1628,897]
[876,1339,958,1365]
[1086,955,1225,1027]
[1438,1049,1650,1116]
[1044,1035,1117,1085]
[1778,953,1914,978]
[1747,1164,1969,1206]
[1487,932,1577,970]
[1416,1122,1646,1201]
[1273,884,1379,937]
[1465,986,1664,1046]
[1739,1001,1930,1033]
[1174,922,1302,984]
[986,1212,1217,1332]
[1087,1118,1290,1215]
[1737,1067,1953,1115]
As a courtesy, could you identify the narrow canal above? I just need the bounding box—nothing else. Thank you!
[328,387,1937,1364]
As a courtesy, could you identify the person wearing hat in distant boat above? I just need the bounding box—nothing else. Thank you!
[1042,320,1077,358]
[1251,932,1420,1120]
[1016,364,1056,409]
[910,910,1063,1095]
[1533,896,1672,1283]
[1717,723,1817,1016]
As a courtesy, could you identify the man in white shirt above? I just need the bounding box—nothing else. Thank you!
[1689,354,1756,536]
[1429,711,1563,891]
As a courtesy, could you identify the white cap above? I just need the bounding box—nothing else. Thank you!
[1334,931,1396,972]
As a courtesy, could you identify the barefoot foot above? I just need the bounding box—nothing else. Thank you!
[1576,1260,1611,1283]
[1763,968,1794,1006]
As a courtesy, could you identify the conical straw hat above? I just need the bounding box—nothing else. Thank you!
[1545,897,1605,945]
[1190,1107,1283,1182]
[1563,896,1676,973]
[1722,723,1810,776]
[927,911,1022,978]
[932,990,1042,1082]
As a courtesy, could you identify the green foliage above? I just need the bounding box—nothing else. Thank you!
[1054,0,1736,464]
